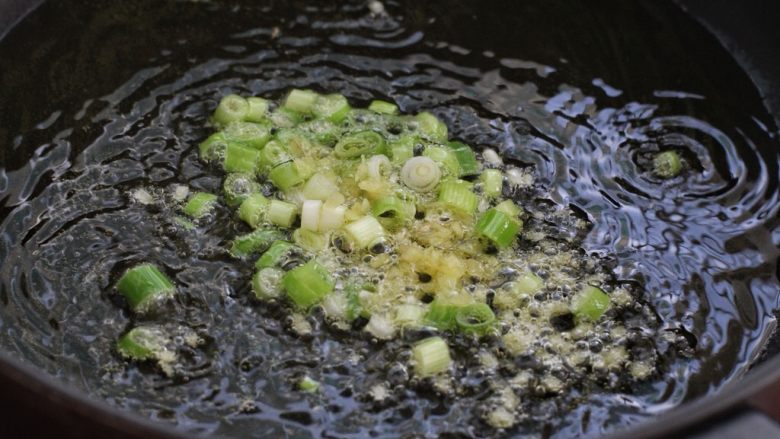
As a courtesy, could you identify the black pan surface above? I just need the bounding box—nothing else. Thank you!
[1,0,779,437]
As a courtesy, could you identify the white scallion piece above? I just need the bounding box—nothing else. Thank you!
[482,148,503,167]
[365,313,396,340]
[131,188,155,205]
[303,173,339,201]
[400,156,441,192]
[301,200,323,231]
[366,154,391,179]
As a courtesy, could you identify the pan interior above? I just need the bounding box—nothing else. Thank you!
[1,0,779,437]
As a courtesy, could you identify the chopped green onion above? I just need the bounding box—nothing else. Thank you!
[424,145,461,176]
[438,179,478,214]
[275,130,313,157]
[117,264,175,313]
[224,142,261,174]
[230,229,285,258]
[513,271,544,294]
[301,200,323,231]
[223,173,262,208]
[255,240,298,270]
[394,304,426,327]
[269,107,302,128]
[319,203,346,232]
[334,131,386,158]
[245,97,270,123]
[224,121,272,150]
[117,325,169,361]
[298,119,339,147]
[238,193,269,229]
[293,229,329,252]
[415,112,448,142]
[213,94,249,127]
[345,285,366,321]
[365,314,397,340]
[283,89,319,114]
[267,199,298,228]
[400,156,441,192]
[344,215,385,249]
[455,303,496,336]
[199,131,228,163]
[313,93,351,123]
[183,192,217,219]
[258,140,292,172]
[269,161,304,191]
[448,141,480,177]
[303,173,339,201]
[252,267,285,299]
[494,200,523,228]
[480,169,503,198]
[173,216,196,231]
[371,196,412,228]
[475,208,520,248]
[653,150,683,178]
[425,300,459,331]
[571,285,610,322]
[412,336,451,377]
[368,100,399,115]
[366,154,391,179]
[389,136,416,165]
[298,375,320,393]
[282,260,334,309]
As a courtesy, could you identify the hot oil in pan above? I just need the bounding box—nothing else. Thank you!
[1,0,779,437]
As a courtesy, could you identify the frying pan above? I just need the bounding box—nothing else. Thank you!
[1,0,780,437]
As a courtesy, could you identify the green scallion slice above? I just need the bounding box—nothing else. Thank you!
[238,193,270,229]
[268,161,303,191]
[438,179,478,214]
[223,173,262,208]
[455,303,496,336]
[224,142,261,174]
[116,264,175,313]
[245,97,270,123]
[199,131,228,163]
[653,150,683,178]
[334,130,386,158]
[117,325,169,361]
[389,135,416,166]
[282,260,334,309]
[213,94,249,127]
[283,89,319,114]
[447,141,480,177]
[258,140,292,173]
[476,208,520,248]
[313,94,351,123]
[571,285,610,322]
[230,229,285,259]
[224,121,272,150]
[183,192,218,219]
[298,375,320,393]
[425,300,459,331]
[423,146,461,177]
[267,199,298,228]
[480,169,503,198]
[371,196,409,224]
[255,240,298,270]
[412,336,451,377]
[415,111,448,142]
[344,216,385,249]
[368,100,399,115]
